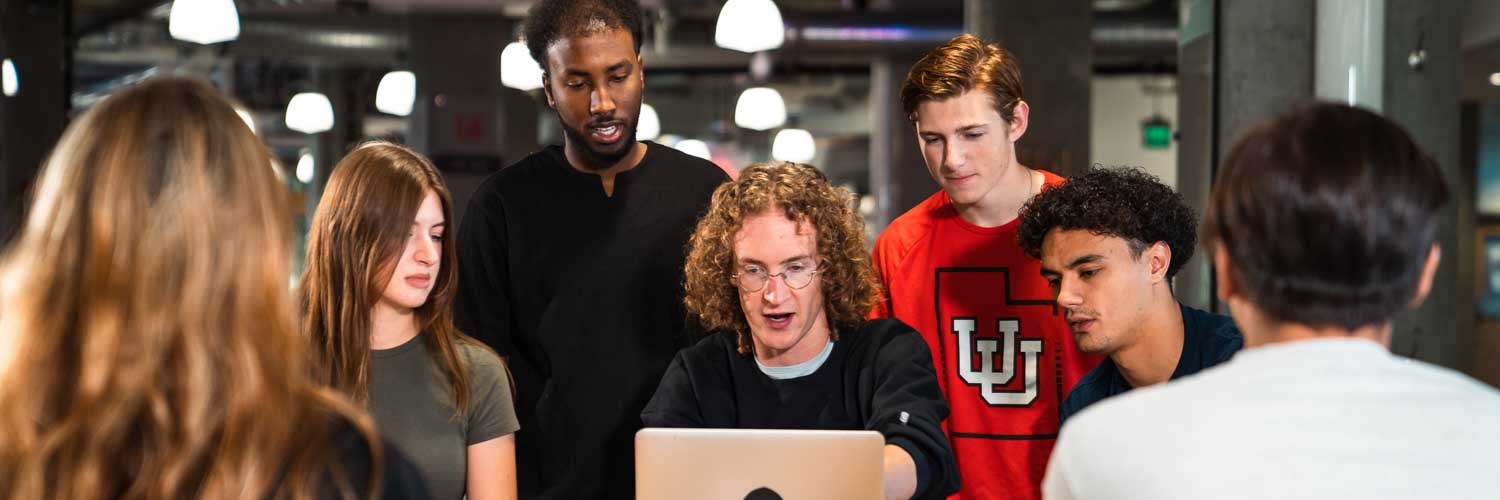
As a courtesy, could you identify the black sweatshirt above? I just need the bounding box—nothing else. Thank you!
[454,142,727,499]
[641,319,962,499]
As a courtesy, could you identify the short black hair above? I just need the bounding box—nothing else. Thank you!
[522,0,644,73]
[1203,103,1449,330]
[1017,167,1198,279]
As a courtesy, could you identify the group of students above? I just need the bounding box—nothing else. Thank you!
[2,0,1500,499]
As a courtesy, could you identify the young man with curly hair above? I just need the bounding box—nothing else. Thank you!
[642,162,961,500]
[453,1,727,498]
[1015,168,1241,425]
[870,34,1102,500]
[1043,104,1500,499]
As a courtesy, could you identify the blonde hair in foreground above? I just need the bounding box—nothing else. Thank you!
[0,77,382,499]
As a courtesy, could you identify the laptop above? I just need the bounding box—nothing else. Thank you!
[635,427,885,500]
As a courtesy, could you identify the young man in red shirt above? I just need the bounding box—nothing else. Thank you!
[871,34,1103,500]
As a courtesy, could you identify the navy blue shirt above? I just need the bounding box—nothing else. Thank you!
[1058,303,1242,425]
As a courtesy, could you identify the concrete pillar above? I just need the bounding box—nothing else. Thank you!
[869,53,937,231]
[408,14,538,228]
[1172,0,1315,312]
[965,0,1092,177]
[0,0,68,241]
[1382,0,1468,370]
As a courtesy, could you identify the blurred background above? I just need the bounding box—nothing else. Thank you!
[2,0,1499,387]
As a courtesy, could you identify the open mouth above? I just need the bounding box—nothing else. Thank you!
[763,312,794,329]
[589,121,624,143]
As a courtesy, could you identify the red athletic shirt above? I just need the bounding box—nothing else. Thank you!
[871,170,1104,500]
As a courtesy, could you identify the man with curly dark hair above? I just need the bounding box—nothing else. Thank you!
[1015,168,1241,425]
[642,162,960,500]
[454,1,727,498]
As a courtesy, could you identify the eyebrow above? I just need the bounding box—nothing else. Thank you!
[737,254,814,266]
[920,124,988,137]
[563,61,632,77]
[1041,254,1105,278]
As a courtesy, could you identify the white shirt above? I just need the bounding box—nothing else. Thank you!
[1043,338,1500,500]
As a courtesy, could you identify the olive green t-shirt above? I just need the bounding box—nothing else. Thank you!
[369,336,519,500]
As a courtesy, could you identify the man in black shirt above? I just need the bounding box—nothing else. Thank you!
[1015,168,1242,425]
[642,162,960,500]
[453,1,727,498]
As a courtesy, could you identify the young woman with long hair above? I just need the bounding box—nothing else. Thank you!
[0,77,423,499]
[302,141,519,500]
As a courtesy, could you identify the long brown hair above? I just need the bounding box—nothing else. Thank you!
[301,141,476,416]
[0,77,382,499]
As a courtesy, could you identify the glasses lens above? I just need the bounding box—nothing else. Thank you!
[737,272,767,291]
[784,268,812,289]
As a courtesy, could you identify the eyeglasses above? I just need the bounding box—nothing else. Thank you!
[731,261,822,292]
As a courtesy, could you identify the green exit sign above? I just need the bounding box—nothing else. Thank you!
[1142,117,1171,150]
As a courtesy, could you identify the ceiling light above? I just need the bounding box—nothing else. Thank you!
[285,92,334,134]
[376,70,416,116]
[637,103,661,141]
[168,0,241,45]
[675,139,712,161]
[1490,72,1500,87]
[236,108,256,134]
[2,59,16,97]
[296,151,315,184]
[734,87,787,131]
[772,128,815,163]
[715,0,785,53]
[501,42,544,91]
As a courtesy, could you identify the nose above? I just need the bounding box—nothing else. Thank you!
[1055,278,1083,308]
[942,141,964,171]
[760,274,789,304]
[413,236,438,267]
[590,85,616,117]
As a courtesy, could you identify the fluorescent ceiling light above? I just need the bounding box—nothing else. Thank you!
[285,92,334,134]
[675,139,712,161]
[376,70,416,116]
[296,151,315,183]
[715,0,785,53]
[501,42,544,91]
[734,87,787,131]
[772,128,816,163]
[2,59,16,97]
[169,0,241,45]
[637,103,661,141]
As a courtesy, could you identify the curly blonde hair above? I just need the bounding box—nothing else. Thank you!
[683,162,881,354]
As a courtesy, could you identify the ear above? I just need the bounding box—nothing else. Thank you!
[1408,244,1442,309]
[1007,100,1030,143]
[636,53,646,85]
[1213,242,1238,302]
[1146,241,1172,284]
[541,72,557,109]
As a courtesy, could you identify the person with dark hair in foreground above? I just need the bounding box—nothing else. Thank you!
[642,162,960,500]
[1043,103,1500,499]
[454,0,727,497]
[1016,168,1241,425]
